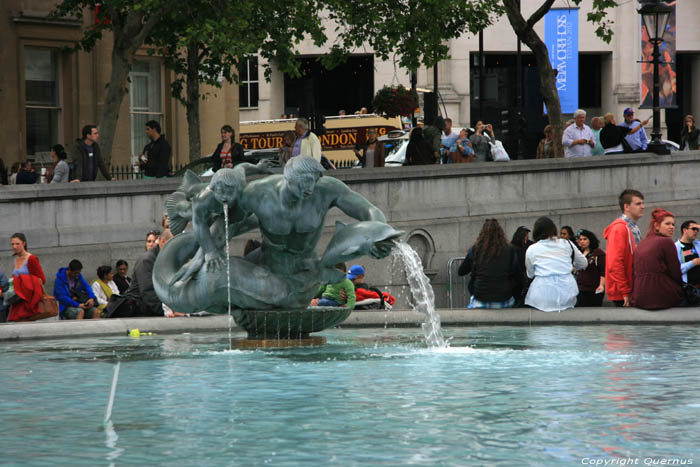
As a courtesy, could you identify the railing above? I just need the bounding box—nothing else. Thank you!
[109,163,188,181]
[109,159,355,180]
[447,256,469,309]
[329,159,358,169]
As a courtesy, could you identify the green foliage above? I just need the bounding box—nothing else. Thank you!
[324,0,503,71]
[372,85,418,118]
[146,0,328,104]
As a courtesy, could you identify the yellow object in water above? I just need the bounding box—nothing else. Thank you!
[128,329,154,337]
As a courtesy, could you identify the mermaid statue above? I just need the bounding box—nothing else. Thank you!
[153,156,402,316]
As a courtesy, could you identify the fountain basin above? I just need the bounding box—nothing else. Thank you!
[231,307,352,339]
[2,326,699,465]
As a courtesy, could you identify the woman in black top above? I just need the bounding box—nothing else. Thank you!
[404,127,436,166]
[600,113,649,154]
[459,219,519,308]
[681,115,700,150]
[575,229,606,307]
[212,124,244,171]
[510,226,532,306]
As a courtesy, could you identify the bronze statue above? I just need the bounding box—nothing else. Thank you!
[153,156,402,315]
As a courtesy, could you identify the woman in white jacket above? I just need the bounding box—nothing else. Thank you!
[525,217,587,311]
[91,265,120,313]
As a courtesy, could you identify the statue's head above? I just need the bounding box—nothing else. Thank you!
[283,156,324,200]
[210,168,244,205]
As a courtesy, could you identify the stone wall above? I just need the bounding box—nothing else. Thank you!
[2,152,699,309]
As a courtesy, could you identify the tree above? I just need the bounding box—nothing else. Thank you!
[52,0,167,167]
[147,0,326,161]
[324,0,502,70]
[501,0,616,157]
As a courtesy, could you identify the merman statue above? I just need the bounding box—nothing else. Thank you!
[153,156,402,313]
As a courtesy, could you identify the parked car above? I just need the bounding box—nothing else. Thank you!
[381,130,410,167]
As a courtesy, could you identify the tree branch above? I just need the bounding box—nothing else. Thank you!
[526,0,557,30]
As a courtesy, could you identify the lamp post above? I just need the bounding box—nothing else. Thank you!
[638,0,672,155]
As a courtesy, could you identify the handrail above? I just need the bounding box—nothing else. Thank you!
[447,256,468,309]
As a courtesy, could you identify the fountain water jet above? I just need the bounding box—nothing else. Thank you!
[392,241,447,348]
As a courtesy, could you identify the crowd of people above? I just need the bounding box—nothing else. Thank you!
[0,224,397,322]
[0,187,694,323]
[458,189,695,311]
[0,227,181,322]
[0,121,170,185]
[2,107,697,185]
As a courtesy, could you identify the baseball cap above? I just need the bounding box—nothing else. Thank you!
[347,264,365,280]
[623,107,634,115]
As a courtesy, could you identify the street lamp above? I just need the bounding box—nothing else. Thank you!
[638,0,672,155]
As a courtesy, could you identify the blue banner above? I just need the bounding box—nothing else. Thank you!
[544,8,578,114]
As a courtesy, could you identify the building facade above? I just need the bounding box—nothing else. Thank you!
[0,1,240,171]
[243,0,700,155]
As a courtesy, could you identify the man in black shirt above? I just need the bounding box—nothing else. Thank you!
[70,125,114,182]
[675,220,700,287]
[139,120,172,178]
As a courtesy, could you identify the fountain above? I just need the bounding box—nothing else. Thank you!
[154,157,404,345]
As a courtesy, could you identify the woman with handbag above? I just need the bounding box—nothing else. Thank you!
[524,217,588,312]
[7,232,48,321]
[631,208,684,310]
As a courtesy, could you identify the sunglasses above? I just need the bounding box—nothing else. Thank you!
[690,227,700,232]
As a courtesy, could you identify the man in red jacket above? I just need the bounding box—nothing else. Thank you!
[603,189,645,307]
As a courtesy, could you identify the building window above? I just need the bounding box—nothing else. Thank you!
[25,47,60,157]
[238,56,259,108]
[129,60,163,162]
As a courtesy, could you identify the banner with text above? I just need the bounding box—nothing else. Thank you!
[544,8,579,114]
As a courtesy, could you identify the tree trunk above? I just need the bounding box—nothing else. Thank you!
[503,0,564,157]
[98,37,133,169]
[97,9,163,167]
[185,41,202,162]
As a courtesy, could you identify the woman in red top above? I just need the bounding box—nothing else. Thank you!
[631,208,684,310]
[8,232,46,321]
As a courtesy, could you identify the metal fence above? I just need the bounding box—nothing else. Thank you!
[109,163,189,181]
[330,159,358,169]
[107,159,358,181]
[447,256,470,309]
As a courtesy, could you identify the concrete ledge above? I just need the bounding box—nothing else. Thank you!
[2,308,700,342]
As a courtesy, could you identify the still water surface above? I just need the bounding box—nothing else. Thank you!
[2,326,700,466]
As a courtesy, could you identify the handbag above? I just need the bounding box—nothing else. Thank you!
[448,151,474,163]
[489,140,510,162]
[29,294,59,321]
[683,283,700,306]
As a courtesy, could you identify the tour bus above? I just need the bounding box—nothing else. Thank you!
[239,114,404,165]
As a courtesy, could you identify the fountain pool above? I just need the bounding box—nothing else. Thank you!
[2,325,700,465]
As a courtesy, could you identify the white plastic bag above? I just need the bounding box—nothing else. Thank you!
[489,140,510,162]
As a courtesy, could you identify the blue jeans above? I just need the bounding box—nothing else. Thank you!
[316,298,340,307]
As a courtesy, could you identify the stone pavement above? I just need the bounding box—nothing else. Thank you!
[1,308,699,341]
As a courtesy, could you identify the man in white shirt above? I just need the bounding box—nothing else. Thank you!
[562,109,596,158]
[292,118,322,162]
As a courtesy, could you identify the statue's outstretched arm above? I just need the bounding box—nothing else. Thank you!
[321,180,401,264]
